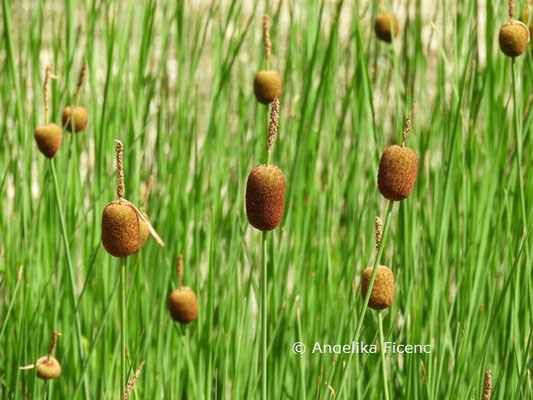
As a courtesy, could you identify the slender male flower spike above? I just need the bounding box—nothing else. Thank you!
[121,361,146,400]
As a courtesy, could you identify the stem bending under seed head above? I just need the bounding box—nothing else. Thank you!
[115,140,125,201]
[263,15,271,67]
[267,97,280,156]
[401,102,416,148]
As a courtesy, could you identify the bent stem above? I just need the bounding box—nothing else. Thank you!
[120,257,127,391]
[378,312,390,400]
[50,159,90,399]
[261,230,268,400]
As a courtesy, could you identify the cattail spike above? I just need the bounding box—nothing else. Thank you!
[267,97,280,155]
[176,254,184,287]
[43,65,57,125]
[121,361,145,400]
[483,368,492,400]
[74,63,87,101]
[401,102,415,148]
[375,216,383,252]
[263,15,271,66]
[508,0,515,19]
[47,331,62,361]
[115,140,125,200]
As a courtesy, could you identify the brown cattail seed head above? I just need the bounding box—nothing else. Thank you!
[377,145,418,201]
[36,356,62,380]
[34,123,63,158]
[62,106,89,132]
[101,200,140,257]
[499,21,529,57]
[374,13,400,43]
[361,266,395,310]
[168,287,198,324]
[245,165,285,231]
[254,70,282,104]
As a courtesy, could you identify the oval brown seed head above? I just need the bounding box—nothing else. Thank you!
[253,70,282,104]
[374,13,400,43]
[36,356,62,380]
[168,287,198,324]
[34,123,63,158]
[138,212,150,249]
[101,201,140,257]
[246,165,285,231]
[62,106,89,132]
[361,266,395,310]
[377,145,418,201]
[499,22,529,57]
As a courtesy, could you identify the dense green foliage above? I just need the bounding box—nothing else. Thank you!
[1,0,532,398]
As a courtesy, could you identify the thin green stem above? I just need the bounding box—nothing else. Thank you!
[50,159,90,399]
[120,257,127,392]
[261,230,268,400]
[378,312,390,400]
[511,59,530,263]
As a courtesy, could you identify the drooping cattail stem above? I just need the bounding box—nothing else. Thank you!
[115,140,125,201]
[121,361,145,400]
[483,368,492,400]
[263,15,271,69]
[47,331,62,361]
[176,254,184,287]
[401,102,415,148]
[508,0,515,20]
[375,216,383,252]
[267,97,280,159]
[73,63,87,103]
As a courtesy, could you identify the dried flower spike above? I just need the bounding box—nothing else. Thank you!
[254,15,282,104]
